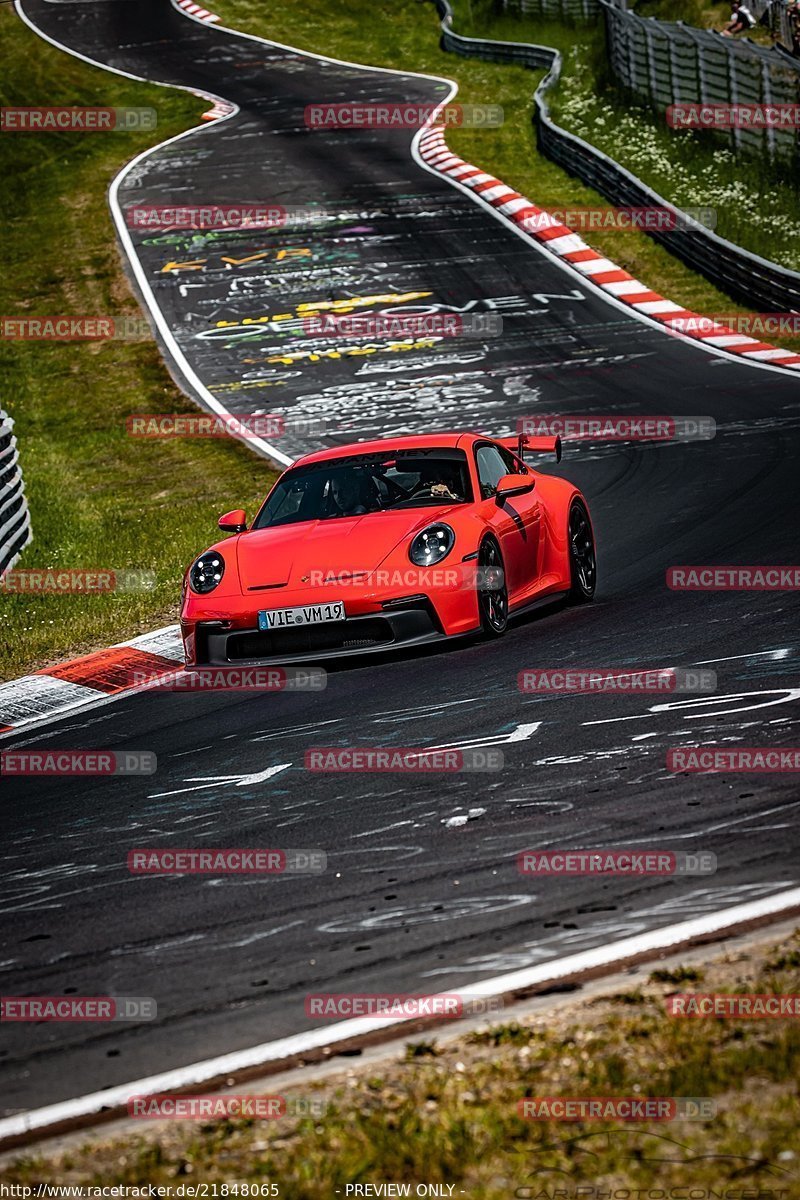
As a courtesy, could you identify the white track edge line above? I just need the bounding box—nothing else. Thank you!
[2,883,799,1142]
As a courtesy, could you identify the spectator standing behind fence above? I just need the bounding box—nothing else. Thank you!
[789,0,800,53]
[721,0,757,34]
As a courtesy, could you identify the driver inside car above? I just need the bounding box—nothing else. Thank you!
[327,471,379,516]
[411,461,463,501]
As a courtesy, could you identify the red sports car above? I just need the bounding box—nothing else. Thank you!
[180,432,596,666]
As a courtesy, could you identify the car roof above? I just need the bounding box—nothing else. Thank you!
[294,432,483,467]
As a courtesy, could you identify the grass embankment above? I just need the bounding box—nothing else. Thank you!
[3,928,799,1195]
[0,9,276,681]
[214,0,800,342]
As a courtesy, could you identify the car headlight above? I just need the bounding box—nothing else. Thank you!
[189,552,225,594]
[409,523,455,567]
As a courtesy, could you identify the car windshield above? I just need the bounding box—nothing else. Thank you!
[253,449,472,528]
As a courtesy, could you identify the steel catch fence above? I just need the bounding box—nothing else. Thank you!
[603,3,800,162]
[433,0,800,309]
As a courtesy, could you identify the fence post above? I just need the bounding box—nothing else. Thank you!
[761,57,777,160]
[644,21,660,112]
[727,45,743,154]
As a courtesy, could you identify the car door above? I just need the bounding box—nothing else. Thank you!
[474,442,541,598]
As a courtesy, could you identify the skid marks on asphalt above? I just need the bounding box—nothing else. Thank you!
[421,881,798,976]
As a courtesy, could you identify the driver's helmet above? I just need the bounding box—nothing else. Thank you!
[329,469,374,513]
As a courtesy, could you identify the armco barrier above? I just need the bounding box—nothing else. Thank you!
[434,0,800,310]
[0,409,32,575]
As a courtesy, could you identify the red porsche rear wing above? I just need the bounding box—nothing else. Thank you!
[498,434,562,463]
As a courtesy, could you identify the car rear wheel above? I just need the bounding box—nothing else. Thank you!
[478,536,508,636]
[568,500,596,602]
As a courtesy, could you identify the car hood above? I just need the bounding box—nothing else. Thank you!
[234,508,460,590]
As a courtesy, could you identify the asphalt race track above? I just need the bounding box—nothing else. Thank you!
[3,0,800,1119]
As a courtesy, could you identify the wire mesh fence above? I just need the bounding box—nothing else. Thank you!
[434,0,800,308]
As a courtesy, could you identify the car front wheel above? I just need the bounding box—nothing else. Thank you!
[478,536,508,636]
[568,500,596,603]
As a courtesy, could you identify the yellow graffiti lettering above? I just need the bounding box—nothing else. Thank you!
[275,247,313,261]
[296,292,431,315]
[160,259,207,273]
[220,252,270,266]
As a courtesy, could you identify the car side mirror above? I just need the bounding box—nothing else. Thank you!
[218,508,247,533]
[495,473,535,501]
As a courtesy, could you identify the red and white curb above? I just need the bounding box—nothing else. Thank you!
[176,0,219,23]
[0,626,184,736]
[201,99,235,121]
[417,126,800,371]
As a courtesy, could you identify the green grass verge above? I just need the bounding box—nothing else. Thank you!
[0,8,278,681]
[3,929,798,1194]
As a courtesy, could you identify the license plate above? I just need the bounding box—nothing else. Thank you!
[258,600,345,631]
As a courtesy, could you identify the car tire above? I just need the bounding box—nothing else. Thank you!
[568,499,596,603]
[477,536,509,636]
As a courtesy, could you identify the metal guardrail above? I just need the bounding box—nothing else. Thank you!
[432,0,800,310]
[0,409,32,575]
